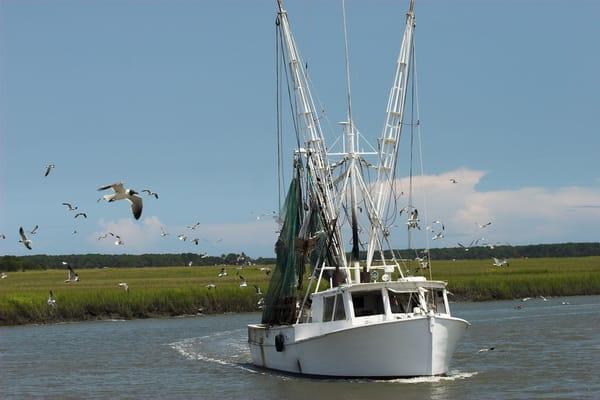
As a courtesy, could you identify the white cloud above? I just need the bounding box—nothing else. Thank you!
[386,168,600,247]
[91,216,164,252]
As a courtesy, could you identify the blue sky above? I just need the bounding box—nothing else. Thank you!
[1,0,599,257]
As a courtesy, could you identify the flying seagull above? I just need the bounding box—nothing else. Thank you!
[72,230,78,235]
[477,221,492,229]
[191,238,200,245]
[18,227,32,250]
[253,285,262,295]
[98,182,143,220]
[160,227,170,237]
[64,264,80,283]
[0,234,6,240]
[450,178,458,184]
[74,212,87,219]
[0,272,7,279]
[492,257,509,267]
[187,222,200,230]
[478,347,495,353]
[62,202,78,211]
[44,164,55,177]
[118,282,129,292]
[141,189,159,199]
[109,232,124,246]
[97,233,109,240]
[47,290,57,307]
[177,234,188,241]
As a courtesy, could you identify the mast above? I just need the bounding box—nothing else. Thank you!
[341,0,362,280]
[276,0,349,278]
[366,0,416,268]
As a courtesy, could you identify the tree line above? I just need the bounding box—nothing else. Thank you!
[1,242,600,271]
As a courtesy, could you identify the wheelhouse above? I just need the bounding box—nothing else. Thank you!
[307,278,451,324]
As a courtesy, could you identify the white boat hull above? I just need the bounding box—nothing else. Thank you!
[248,315,469,377]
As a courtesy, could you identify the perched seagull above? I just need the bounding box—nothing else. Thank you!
[62,202,78,211]
[407,209,420,230]
[118,282,129,292]
[218,268,228,278]
[64,264,80,283]
[561,301,570,305]
[206,284,216,290]
[0,272,7,279]
[187,222,200,230]
[239,275,248,288]
[450,178,458,184]
[29,225,39,235]
[477,221,492,229]
[47,290,57,307]
[44,164,55,177]
[74,212,87,219]
[18,227,32,250]
[141,189,159,199]
[98,182,143,220]
[160,227,170,237]
[478,347,495,353]
[492,257,509,267]
[177,234,188,242]
[253,285,262,295]
[539,295,548,302]
[521,297,532,302]
[191,238,200,245]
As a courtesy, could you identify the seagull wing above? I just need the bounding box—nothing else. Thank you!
[98,182,124,193]
[127,194,143,220]
[19,227,28,242]
[44,165,52,176]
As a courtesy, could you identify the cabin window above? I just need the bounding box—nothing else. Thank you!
[352,291,384,317]
[425,289,447,314]
[323,294,345,322]
[388,290,419,314]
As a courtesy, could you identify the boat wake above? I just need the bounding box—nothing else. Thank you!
[168,329,257,373]
[379,370,478,384]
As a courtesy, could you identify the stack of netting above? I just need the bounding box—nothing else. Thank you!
[261,174,304,325]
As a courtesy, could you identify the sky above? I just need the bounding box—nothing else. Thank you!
[1,0,599,257]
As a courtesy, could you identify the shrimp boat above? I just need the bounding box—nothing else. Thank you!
[248,0,469,378]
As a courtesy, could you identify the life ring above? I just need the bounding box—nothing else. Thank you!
[275,333,285,352]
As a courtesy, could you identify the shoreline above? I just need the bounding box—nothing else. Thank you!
[1,292,596,327]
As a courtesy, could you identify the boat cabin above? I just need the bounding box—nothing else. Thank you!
[306,277,451,324]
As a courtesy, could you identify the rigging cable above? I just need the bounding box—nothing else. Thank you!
[412,40,433,281]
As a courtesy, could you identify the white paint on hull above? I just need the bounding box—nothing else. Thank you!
[248,315,468,377]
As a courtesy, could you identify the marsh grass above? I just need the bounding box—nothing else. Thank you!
[1,257,599,325]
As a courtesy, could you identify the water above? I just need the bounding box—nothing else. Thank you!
[1,296,599,399]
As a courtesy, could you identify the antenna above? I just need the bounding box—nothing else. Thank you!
[342,0,353,126]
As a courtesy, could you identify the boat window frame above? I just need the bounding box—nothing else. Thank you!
[351,290,385,318]
[387,289,420,314]
[322,293,346,322]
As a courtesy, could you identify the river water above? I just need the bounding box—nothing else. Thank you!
[1,296,599,399]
